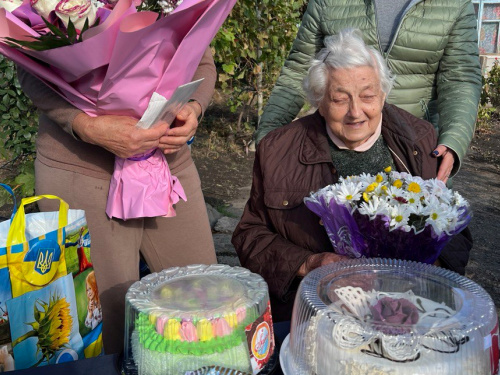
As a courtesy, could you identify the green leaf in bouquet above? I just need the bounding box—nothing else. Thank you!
[4,35,72,51]
[41,17,69,40]
[2,16,99,51]
[66,19,78,45]
[78,18,90,43]
[408,213,427,232]
[78,17,101,43]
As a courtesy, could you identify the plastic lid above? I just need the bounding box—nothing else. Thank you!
[123,264,274,375]
[126,264,269,320]
[282,258,498,375]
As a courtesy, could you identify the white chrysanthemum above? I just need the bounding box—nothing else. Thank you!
[389,171,410,182]
[445,206,460,230]
[438,187,453,205]
[369,182,390,198]
[338,176,349,183]
[358,172,377,184]
[358,195,389,218]
[402,174,425,185]
[423,197,454,234]
[335,181,362,205]
[327,184,342,197]
[388,205,413,231]
[308,169,470,247]
[398,172,412,180]
[388,171,403,180]
[406,191,425,207]
[452,191,468,208]
[425,178,447,198]
[419,188,431,201]
[409,198,426,216]
[344,173,374,187]
[385,186,405,201]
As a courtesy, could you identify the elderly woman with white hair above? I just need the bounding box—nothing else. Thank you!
[232,29,472,322]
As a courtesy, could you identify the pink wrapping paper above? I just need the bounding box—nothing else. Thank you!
[106,149,186,220]
[0,0,236,220]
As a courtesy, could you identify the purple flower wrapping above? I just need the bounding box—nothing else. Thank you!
[304,194,472,264]
[304,194,365,257]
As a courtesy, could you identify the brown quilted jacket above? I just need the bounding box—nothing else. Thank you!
[232,104,472,321]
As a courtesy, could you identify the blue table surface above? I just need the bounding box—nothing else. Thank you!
[10,322,291,375]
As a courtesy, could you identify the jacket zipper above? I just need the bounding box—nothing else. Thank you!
[372,0,383,53]
[388,146,411,174]
[384,0,425,57]
[420,99,431,121]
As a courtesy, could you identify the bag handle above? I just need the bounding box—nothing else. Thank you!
[0,183,17,220]
[6,195,69,246]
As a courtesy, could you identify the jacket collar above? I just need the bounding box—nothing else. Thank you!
[299,111,334,165]
[298,104,415,165]
[381,103,417,141]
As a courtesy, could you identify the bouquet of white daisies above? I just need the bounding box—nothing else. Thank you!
[303,167,471,263]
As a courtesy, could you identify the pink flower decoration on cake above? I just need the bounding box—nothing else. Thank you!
[155,314,168,335]
[213,317,232,337]
[236,307,246,324]
[180,320,198,342]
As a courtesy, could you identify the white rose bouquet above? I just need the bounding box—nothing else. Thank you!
[304,167,471,264]
[2,0,185,49]
[0,0,236,220]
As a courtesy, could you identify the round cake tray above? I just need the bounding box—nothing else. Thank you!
[279,335,292,375]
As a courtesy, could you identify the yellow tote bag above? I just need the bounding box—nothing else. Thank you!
[0,194,103,370]
[6,195,68,298]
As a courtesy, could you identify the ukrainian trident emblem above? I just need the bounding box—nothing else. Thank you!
[35,249,54,275]
[22,238,62,287]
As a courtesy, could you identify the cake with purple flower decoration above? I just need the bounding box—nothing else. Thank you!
[308,289,490,375]
[122,265,275,375]
[280,259,500,375]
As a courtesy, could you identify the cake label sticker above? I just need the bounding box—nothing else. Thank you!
[489,321,499,375]
[245,302,274,374]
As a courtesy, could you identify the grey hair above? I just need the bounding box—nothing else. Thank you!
[302,29,395,107]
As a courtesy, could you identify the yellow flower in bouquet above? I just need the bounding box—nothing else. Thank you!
[304,169,471,263]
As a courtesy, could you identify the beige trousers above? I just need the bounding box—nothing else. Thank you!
[35,158,216,354]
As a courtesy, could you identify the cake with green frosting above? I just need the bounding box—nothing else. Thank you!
[122,264,275,375]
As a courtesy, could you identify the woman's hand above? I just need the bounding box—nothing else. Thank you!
[433,145,456,184]
[297,252,349,277]
[159,101,202,155]
[72,113,169,159]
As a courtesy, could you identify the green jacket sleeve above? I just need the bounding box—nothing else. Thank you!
[435,1,482,175]
[254,0,324,144]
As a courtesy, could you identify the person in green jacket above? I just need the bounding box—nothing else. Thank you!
[256,0,482,183]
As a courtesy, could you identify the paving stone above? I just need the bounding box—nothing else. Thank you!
[206,203,223,229]
[214,216,239,234]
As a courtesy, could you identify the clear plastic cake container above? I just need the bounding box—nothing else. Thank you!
[280,258,499,375]
[122,264,275,375]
